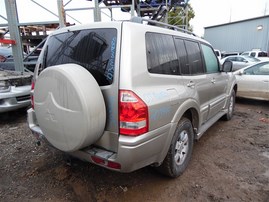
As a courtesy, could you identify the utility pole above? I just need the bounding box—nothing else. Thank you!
[57,0,66,28]
[94,0,101,22]
[4,0,24,73]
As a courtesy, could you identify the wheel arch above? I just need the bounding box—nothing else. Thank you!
[171,99,200,136]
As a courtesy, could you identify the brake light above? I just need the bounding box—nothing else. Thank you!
[119,90,149,136]
[31,81,35,109]
[0,55,6,62]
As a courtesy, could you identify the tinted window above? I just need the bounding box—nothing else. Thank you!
[185,40,204,74]
[174,38,189,75]
[201,44,219,73]
[146,33,179,75]
[258,52,268,57]
[44,28,117,86]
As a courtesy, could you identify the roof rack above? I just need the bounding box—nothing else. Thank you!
[130,16,197,37]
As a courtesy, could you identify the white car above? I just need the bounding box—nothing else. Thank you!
[241,50,269,61]
[233,61,269,101]
[220,55,261,71]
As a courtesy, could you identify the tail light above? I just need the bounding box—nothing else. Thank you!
[119,90,149,136]
[31,81,35,109]
[0,55,6,62]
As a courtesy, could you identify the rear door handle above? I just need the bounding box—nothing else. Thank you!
[187,81,195,88]
[211,78,216,84]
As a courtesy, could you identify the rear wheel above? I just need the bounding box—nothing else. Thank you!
[156,117,194,178]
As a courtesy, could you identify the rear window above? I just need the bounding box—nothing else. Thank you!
[43,28,117,86]
[258,52,268,57]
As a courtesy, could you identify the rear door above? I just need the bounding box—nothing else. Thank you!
[174,38,210,124]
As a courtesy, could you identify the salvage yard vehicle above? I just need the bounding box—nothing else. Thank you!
[220,55,261,71]
[234,61,269,101]
[241,50,269,61]
[0,69,32,113]
[0,46,38,72]
[27,17,237,178]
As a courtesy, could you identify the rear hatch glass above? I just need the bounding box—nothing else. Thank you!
[43,28,117,86]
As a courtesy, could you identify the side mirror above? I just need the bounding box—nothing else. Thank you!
[221,61,233,72]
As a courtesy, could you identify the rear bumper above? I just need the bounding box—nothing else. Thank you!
[0,85,31,113]
[27,108,175,173]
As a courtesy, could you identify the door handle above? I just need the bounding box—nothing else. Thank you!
[211,78,216,84]
[187,81,195,88]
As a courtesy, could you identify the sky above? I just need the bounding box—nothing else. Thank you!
[0,0,269,36]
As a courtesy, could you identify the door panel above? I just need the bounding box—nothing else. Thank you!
[237,75,269,100]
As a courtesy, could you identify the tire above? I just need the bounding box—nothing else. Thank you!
[222,89,235,121]
[156,117,194,178]
[34,64,106,152]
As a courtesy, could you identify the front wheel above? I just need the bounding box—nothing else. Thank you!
[156,117,194,178]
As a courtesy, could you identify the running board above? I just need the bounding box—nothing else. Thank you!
[196,110,227,140]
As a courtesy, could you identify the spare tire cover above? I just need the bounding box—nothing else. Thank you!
[34,64,106,152]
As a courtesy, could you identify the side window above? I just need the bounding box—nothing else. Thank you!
[236,57,245,62]
[245,63,269,75]
[201,44,219,73]
[184,40,204,74]
[174,38,189,75]
[250,52,256,57]
[226,57,235,62]
[146,33,179,75]
[258,52,267,57]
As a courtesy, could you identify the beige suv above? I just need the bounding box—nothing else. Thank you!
[27,17,237,178]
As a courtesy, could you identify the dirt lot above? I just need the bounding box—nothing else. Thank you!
[0,98,269,202]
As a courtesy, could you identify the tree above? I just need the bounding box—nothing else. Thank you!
[168,4,195,31]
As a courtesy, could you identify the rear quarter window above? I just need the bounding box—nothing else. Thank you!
[146,32,179,75]
[43,28,117,86]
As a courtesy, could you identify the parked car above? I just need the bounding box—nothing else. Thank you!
[221,51,240,58]
[233,61,269,101]
[27,17,237,178]
[220,55,261,71]
[214,49,221,61]
[0,46,38,72]
[241,50,269,61]
[0,69,32,113]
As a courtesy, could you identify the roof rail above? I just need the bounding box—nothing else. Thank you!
[130,16,197,37]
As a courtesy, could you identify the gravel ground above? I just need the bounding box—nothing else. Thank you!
[0,98,269,202]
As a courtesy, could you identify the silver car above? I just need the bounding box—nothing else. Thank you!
[0,70,32,113]
[220,55,261,71]
[27,17,237,178]
[234,61,269,101]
